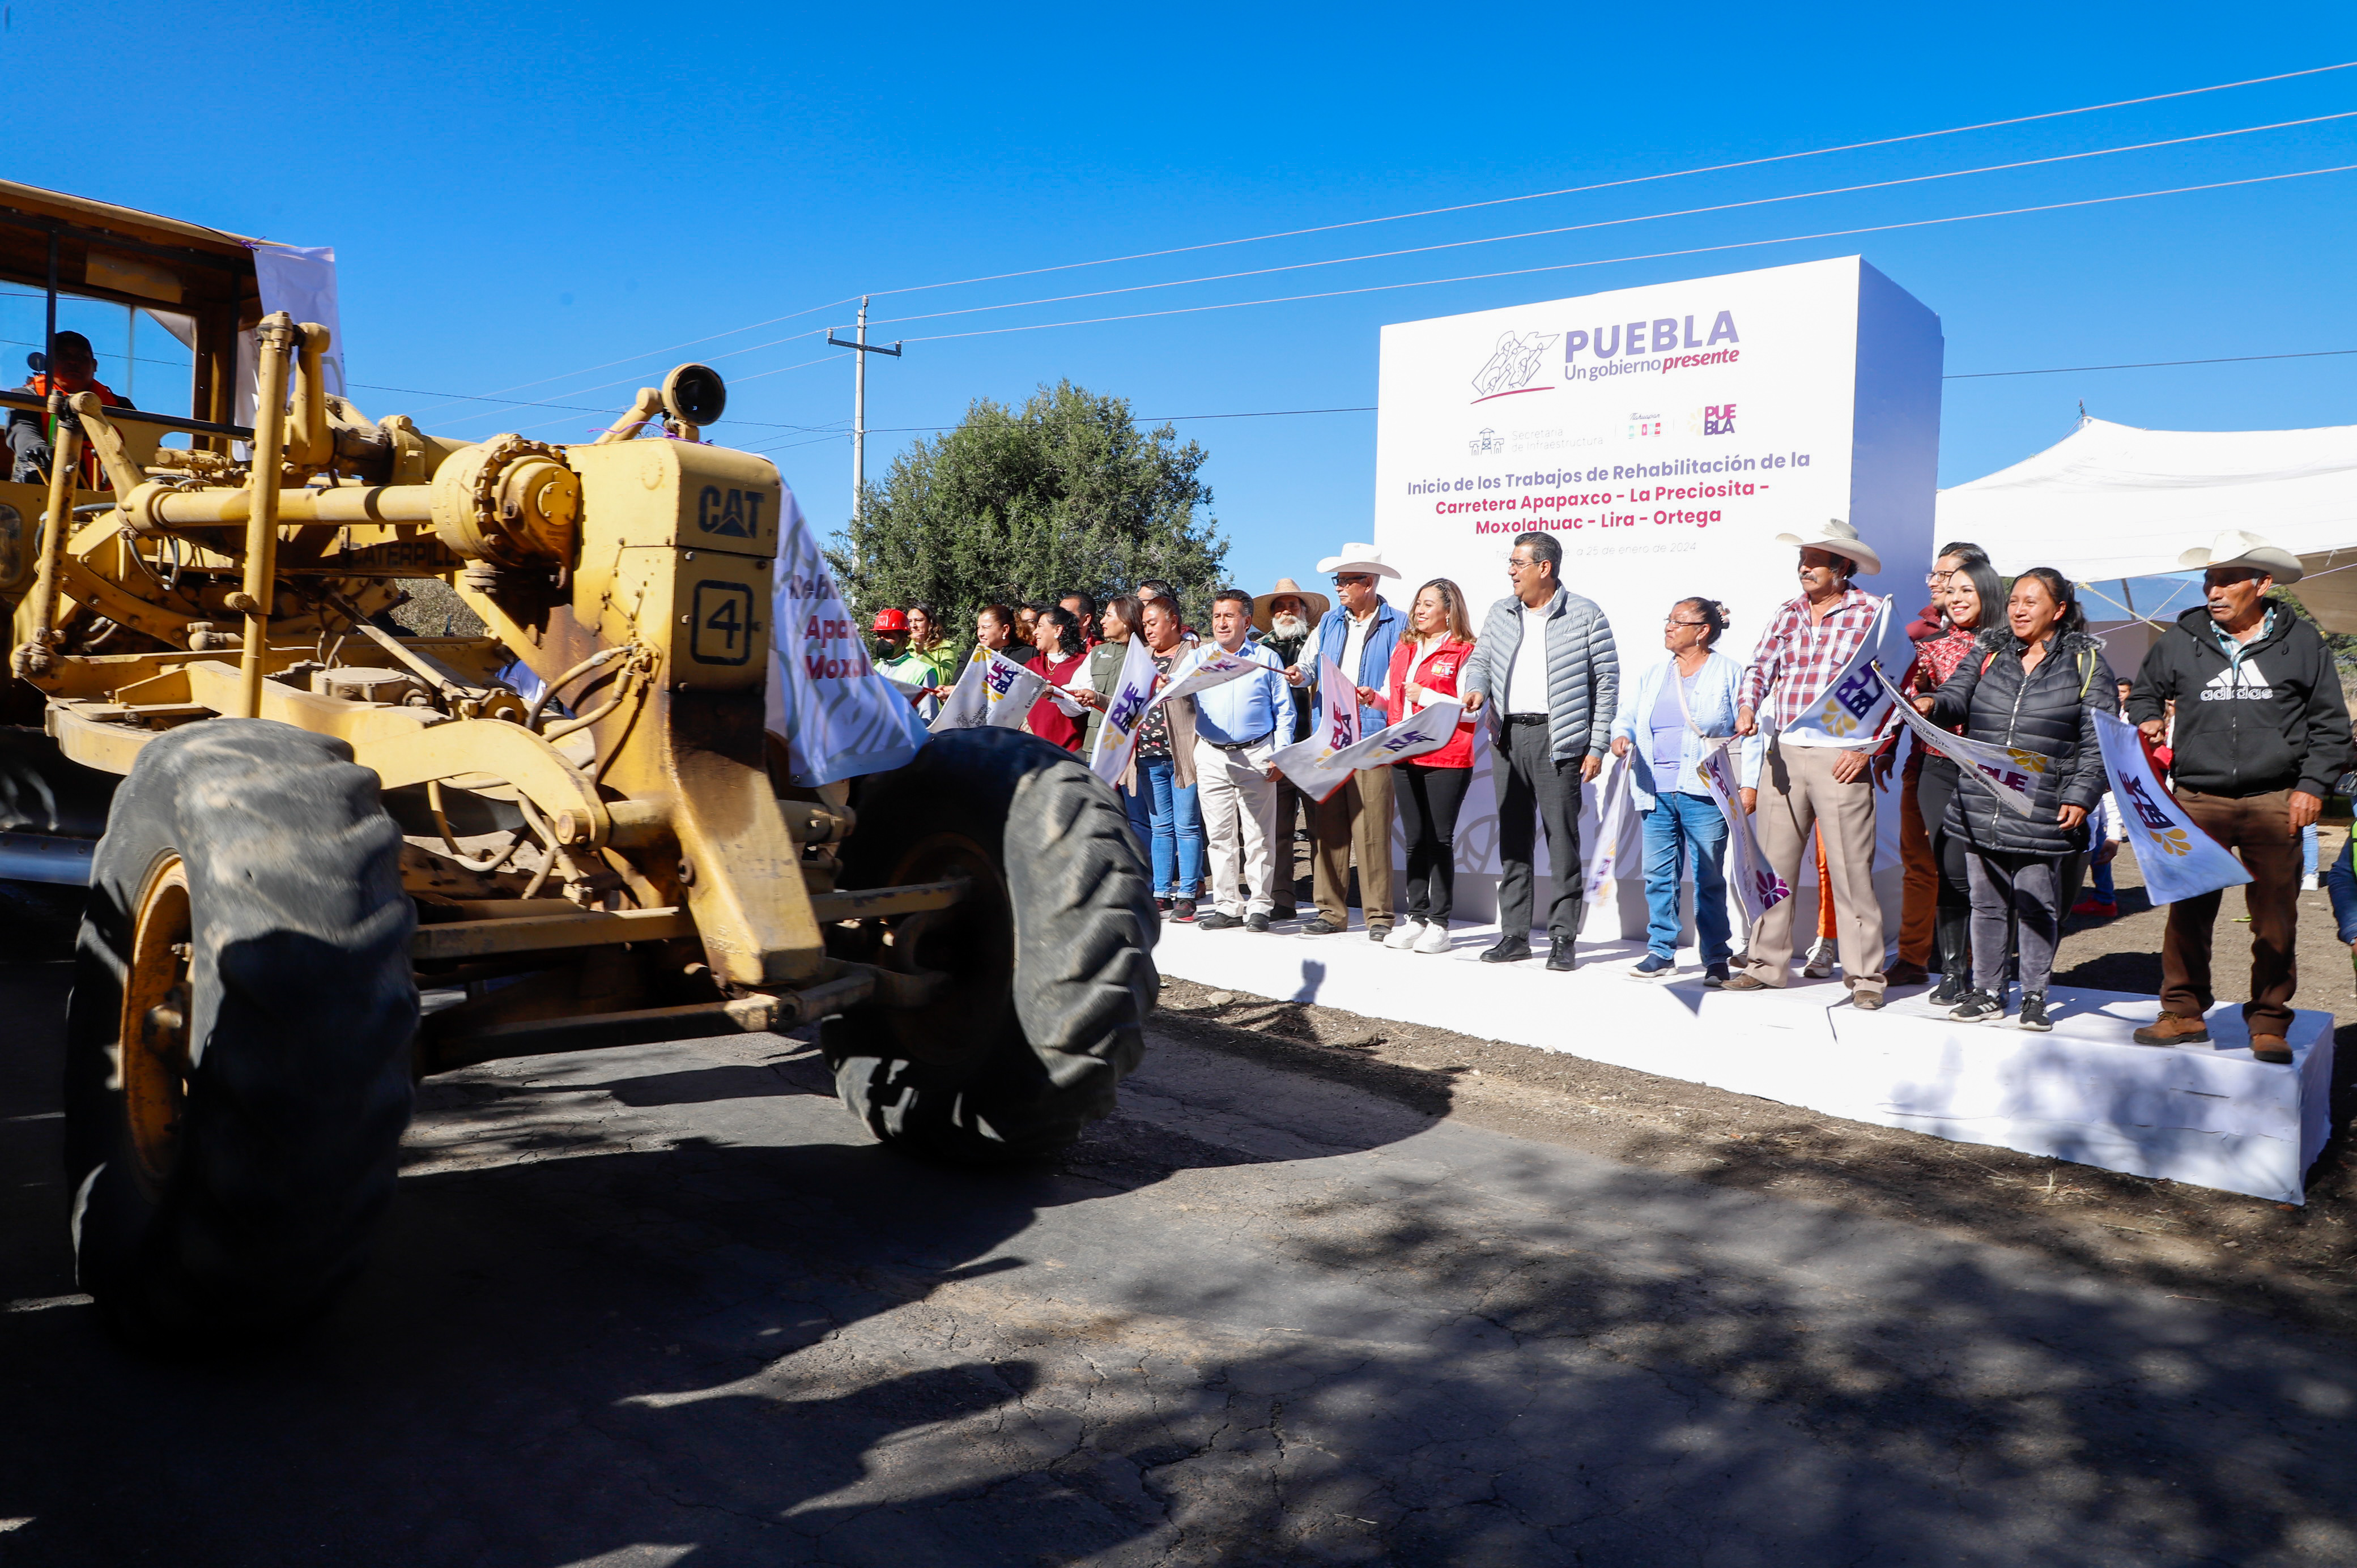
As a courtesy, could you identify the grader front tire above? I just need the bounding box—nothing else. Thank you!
[824,728,1158,1163]
[63,722,418,1348]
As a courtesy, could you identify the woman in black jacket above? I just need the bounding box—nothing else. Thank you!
[1921,568,2117,1030]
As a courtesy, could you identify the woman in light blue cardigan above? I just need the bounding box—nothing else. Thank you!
[1608,598,1762,985]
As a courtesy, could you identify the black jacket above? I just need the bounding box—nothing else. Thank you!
[1929,628,2117,857]
[2128,604,2354,799]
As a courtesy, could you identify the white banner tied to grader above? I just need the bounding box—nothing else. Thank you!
[763,487,930,787]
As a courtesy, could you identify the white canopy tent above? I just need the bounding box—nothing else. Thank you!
[1935,419,2357,664]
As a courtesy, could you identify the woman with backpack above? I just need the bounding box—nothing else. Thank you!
[1920,568,2118,1030]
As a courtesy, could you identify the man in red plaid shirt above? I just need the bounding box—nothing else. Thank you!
[1724,518,1895,1008]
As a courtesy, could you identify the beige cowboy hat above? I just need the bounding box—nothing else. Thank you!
[1252,576,1333,633]
[1771,517,1882,577]
[2177,528,2305,584]
[1313,543,1403,580]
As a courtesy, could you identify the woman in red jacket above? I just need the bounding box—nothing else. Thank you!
[1364,578,1479,954]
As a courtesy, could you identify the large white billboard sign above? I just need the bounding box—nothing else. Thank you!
[1372,256,1943,922]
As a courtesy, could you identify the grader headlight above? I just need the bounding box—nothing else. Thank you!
[429,434,582,568]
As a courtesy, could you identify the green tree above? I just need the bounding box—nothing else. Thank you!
[826,380,1227,653]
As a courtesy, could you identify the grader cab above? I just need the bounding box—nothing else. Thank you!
[0,182,1156,1348]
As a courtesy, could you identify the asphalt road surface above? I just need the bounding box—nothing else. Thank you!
[4,954,2356,1567]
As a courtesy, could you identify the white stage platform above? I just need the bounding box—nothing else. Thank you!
[1153,917,2337,1205]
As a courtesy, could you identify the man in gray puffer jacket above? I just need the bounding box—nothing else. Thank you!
[1460,531,1619,969]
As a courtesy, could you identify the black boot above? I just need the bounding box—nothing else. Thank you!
[1928,909,1971,1007]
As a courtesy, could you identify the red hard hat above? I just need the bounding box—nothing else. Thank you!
[871,608,910,632]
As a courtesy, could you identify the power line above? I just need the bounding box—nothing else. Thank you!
[1946,347,2357,377]
[865,111,2357,330]
[863,60,2357,300]
[894,162,2357,345]
[385,61,2355,421]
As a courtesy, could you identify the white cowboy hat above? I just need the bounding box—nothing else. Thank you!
[2177,529,2305,584]
[1771,517,1882,578]
[1252,576,1333,633]
[1313,543,1402,580]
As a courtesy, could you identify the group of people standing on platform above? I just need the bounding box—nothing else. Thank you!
[863,513,2353,1066]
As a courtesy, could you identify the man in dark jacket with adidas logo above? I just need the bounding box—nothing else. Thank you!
[2126,531,2355,1063]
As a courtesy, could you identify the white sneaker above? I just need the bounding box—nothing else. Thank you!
[1384,919,1424,950]
[1802,939,1836,979]
[1411,922,1453,954]
[2303,874,2322,892]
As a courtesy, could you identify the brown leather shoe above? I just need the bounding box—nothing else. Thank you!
[1883,960,1929,986]
[2131,1011,2211,1046]
[1720,974,1773,992]
[2250,1034,2294,1065]
[1851,991,1887,1011]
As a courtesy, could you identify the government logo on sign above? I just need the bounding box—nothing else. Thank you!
[1471,331,1559,403]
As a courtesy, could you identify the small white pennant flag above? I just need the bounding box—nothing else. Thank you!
[1869,666,2048,817]
[2091,709,2253,906]
[1693,738,1789,924]
[1088,634,1163,785]
[1271,699,1460,803]
[931,646,1050,733]
[1582,756,1637,906]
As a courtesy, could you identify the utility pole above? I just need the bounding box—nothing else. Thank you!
[827,298,903,523]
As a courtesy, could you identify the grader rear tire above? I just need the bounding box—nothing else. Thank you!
[63,721,418,1348]
[823,727,1158,1162]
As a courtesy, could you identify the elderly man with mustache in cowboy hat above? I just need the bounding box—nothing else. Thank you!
[2126,530,2355,1064]
[1253,576,1331,921]
[1724,518,1898,1008]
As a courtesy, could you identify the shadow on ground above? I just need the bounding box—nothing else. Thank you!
[5,959,2356,1565]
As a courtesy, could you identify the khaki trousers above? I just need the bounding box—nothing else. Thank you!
[1312,766,1396,930]
[1194,735,1279,918]
[1741,739,1885,995]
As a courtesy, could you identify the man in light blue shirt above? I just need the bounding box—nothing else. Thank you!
[1193,588,1292,931]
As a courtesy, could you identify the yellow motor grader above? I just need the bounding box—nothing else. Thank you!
[0,182,1156,1347]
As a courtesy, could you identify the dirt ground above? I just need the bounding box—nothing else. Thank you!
[1166,822,2357,1339]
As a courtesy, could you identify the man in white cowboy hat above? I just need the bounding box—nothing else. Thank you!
[1286,545,1406,937]
[2124,529,2354,1063]
[1724,518,1896,1007]
[1254,577,1332,920]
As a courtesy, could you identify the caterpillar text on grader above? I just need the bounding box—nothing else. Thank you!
[0,182,1156,1348]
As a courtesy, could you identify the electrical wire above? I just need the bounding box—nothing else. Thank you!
[865,60,2357,300]
[744,345,2357,450]
[864,111,2357,330]
[1947,347,2357,378]
[364,61,2356,423]
[894,161,2357,345]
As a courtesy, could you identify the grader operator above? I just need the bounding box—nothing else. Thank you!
[0,182,1157,1348]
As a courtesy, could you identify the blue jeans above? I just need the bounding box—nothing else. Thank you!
[2303,823,2319,878]
[2326,835,2357,945]
[1640,791,1732,964]
[2090,854,2116,901]
[1138,753,1204,898]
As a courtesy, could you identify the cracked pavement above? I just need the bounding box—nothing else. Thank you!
[4,956,2356,1566]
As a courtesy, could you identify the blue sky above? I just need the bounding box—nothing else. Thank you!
[35,1,2357,594]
